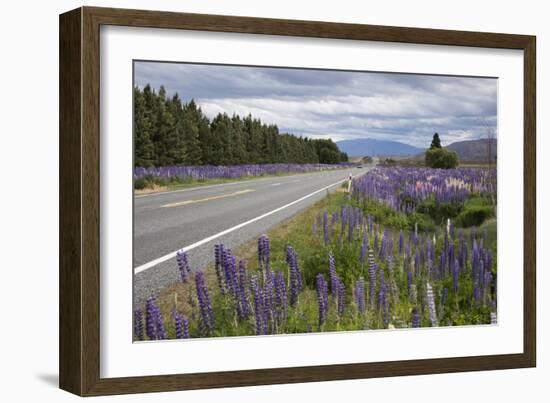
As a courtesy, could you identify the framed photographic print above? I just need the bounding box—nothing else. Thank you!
[59,6,536,396]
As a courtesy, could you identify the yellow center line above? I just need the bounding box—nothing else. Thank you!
[161,189,256,208]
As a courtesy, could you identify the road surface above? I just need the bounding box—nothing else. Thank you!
[133,166,372,306]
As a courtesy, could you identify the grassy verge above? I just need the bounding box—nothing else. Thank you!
[135,176,257,195]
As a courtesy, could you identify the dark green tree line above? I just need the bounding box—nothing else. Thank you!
[134,85,348,167]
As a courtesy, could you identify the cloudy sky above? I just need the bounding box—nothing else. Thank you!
[134,61,497,148]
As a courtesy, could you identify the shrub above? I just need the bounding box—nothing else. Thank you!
[455,205,494,227]
[407,212,436,233]
[417,198,463,223]
[134,177,148,190]
[425,148,459,169]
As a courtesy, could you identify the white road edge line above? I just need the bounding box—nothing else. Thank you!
[133,176,348,275]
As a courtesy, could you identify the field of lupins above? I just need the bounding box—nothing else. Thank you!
[134,167,497,341]
[135,163,352,182]
[352,167,496,214]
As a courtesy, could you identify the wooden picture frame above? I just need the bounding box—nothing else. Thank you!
[59,6,536,396]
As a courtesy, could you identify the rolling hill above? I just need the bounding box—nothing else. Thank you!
[445,139,497,161]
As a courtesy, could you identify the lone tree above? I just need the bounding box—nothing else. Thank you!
[425,132,458,169]
[430,132,442,149]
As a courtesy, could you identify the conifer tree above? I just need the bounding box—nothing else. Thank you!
[430,132,442,149]
[134,87,155,166]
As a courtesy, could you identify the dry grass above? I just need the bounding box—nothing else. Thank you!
[134,184,168,194]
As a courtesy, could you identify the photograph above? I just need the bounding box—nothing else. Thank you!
[132,61,498,341]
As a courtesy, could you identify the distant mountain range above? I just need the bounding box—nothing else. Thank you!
[445,139,497,161]
[336,138,423,156]
[336,137,497,162]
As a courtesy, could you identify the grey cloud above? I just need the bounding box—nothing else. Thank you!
[134,61,497,148]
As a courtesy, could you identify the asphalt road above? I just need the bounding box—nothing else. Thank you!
[133,166,373,306]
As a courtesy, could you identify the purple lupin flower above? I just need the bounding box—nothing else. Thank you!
[340,206,347,236]
[438,252,446,279]
[427,258,433,279]
[473,280,481,306]
[378,280,390,328]
[379,229,389,259]
[214,244,226,293]
[337,279,346,319]
[176,249,191,283]
[425,283,438,327]
[447,243,455,277]
[328,252,339,297]
[134,309,144,341]
[258,234,270,273]
[348,209,355,243]
[316,274,329,328]
[174,312,190,339]
[323,211,330,244]
[398,230,404,256]
[223,249,238,295]
[378,270,389,327]
[156,320,167,340]
[274,271,288,326]
[386,237,394,260]
[459,237,468,273]
[237,259,250,320]
[145,297,160,340]
[355,277,366,314]
[331,212,339,226]
[250,275,265,335]
[471,239,480,281]
[411,307,421,328]
[263,270,275,334]
[365,214,372,235]
[195,271,215,335]
[153,300,167,340]
[287,246,302,306]
[414,250,421,275]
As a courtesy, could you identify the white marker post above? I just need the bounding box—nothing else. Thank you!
[347,172,352,193]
